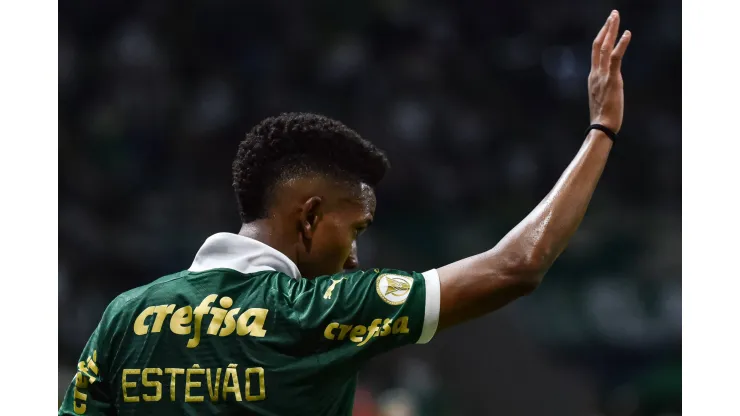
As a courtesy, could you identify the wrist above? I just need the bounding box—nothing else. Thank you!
[585,124,618,142]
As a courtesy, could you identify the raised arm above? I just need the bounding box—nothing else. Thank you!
[436,10,632,330]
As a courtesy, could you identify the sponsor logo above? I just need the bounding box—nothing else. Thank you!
[323,316,410,346]
[133,295,269,348]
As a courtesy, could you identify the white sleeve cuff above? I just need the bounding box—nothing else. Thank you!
[417,269,441,344]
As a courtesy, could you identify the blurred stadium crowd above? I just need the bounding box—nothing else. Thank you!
[59,0,680,415]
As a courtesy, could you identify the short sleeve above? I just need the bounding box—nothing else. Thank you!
[280,268,440,360]
[58,324,115,415]
[59,297,127,416]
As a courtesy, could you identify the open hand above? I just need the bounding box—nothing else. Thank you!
[588,10,632,133]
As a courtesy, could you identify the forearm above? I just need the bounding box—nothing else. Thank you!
[436,11,629,331]
[490,129,613,282]
[435,130,613,329]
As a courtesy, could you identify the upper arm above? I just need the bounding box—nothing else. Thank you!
[436,249,542,331]
[281,268,441,360]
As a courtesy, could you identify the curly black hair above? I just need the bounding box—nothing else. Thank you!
[232,112,390,223]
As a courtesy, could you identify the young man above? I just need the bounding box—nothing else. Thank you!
[60,11,631,416]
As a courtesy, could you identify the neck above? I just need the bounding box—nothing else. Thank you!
[238,220,299,266]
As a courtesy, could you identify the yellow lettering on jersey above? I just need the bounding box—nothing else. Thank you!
[236,308,268,337]
[188,295,218,348]
[207,297,233,335]
[337,324,353,340]
[323,323,339,340]
[357,319,383,346]
[349,325,367,343]
[151,305,176,333]
[222,364,243,402]
[72,350,100,414]
[73,388,87,414]
[392,316,410,334]
[185,364,205,402]
[75,366,89,389]
[380,318,393,336]
[141,368,163,402]
[122,369,140,403]
[132,295,271,347]
[219,308,240,337]
[86,351,99,378]
[323,316,410,346]
[134,306,156,335]
[164,368,184,401]
[120,365,266,405]
[244,367,266,402]
[170,306,192,335]
[206,368,222,402]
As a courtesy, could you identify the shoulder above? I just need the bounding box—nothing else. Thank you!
[108,272,184,309]
[275,270,371,304]
[95,271,199,329]
[286,268,420,308]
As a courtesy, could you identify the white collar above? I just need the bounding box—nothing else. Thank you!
[188,233,302,279]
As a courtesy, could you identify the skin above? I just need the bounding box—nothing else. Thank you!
[239,176,375,279]
[241,10,632,334]
[57,11,633,415]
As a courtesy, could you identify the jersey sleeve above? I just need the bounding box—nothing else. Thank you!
[59,309,118,415]
[280,268,441,361]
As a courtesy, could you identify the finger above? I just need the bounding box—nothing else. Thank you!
[591,14,612,71]
[609,30,632,74]
[599,10,620,71]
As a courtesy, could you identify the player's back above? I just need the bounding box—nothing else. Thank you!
[60,233,440,416]
[94,269,359,415]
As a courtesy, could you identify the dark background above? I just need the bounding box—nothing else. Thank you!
[58,0,681,415]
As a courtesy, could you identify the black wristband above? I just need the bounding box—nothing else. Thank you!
[585,124,618,142]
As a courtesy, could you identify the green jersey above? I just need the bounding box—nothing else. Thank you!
[59,233,441,415]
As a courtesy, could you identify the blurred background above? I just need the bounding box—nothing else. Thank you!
[58,0,681,415]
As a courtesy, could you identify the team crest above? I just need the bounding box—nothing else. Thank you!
[375,274,413,305]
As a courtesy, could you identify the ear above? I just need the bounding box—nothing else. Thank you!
[299,196,323,240]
